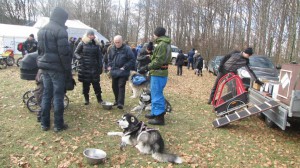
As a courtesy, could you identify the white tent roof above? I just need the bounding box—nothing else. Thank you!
[0,24,38,38]
[33,17,108,42]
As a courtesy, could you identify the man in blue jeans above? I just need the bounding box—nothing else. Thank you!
[139,27,171,125]
[37,7,72,132]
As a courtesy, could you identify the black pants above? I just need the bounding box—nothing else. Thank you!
[209,71,226,101]
[82,81,101,95]
[112,77,127,105]
[177,65,183,75]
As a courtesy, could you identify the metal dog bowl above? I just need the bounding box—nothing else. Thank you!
[83,148,106,165]
[101,101,113,110]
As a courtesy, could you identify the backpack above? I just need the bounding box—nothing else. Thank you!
[17,43,23,52]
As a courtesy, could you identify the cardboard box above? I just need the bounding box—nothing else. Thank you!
[252,82,261,90]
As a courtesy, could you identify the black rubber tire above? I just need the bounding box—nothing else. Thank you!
[6,57,15,66]
[26,96,41,113]
[0,59,7,69]
[23,90,34,104]
[16,57,22,67]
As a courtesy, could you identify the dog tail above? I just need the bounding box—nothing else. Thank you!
[152,152,183,164]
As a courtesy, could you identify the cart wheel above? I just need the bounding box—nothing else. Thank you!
[23,90,34,104]
[26,96,41,113]
[16,57,23,67]
[226,100,246,114]
[0,59,7,69]
[51,95,69,109]
[265,117,275,128]
[6,57,15,66]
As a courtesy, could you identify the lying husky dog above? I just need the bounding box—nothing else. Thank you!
[107,113,182,164]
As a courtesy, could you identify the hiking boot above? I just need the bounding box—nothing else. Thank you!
[54,124,68,133]
[148,115,165,125]
[96,93,103,104]
[41,126,49,131]
[84,94,89,105]
[117,104,124,109]
[145,113,155,119]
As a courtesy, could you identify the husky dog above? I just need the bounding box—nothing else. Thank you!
[128,71,150,99]
[131,89,172,114]
[107,113,182,164]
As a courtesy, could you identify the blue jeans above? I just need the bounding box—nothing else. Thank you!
[150,76,167,116]
[41,70,66,128]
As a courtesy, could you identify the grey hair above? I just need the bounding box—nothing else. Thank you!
[114,35,123,41]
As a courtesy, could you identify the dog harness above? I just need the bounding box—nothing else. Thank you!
[124,121,156,136]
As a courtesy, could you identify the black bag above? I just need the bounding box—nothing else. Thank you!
[65,71,76,91]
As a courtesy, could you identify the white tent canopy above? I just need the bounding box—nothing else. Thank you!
[0,24,38,54]
[0,18,109,54]
[33,17,109,43]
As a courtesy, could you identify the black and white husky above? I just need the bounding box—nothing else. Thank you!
[107,113,182,164]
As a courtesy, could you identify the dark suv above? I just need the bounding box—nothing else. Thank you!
[237,55,279,87]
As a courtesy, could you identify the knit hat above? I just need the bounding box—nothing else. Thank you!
[147,42,154,51]
[86,30,95,36]
[244,47,253,55]
[154,27,166,37]
[29,34,34,38]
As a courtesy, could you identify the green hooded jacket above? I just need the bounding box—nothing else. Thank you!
[148,36,172,77]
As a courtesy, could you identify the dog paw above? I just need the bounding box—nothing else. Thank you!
[129,96,137,99]
[120,142,127,151]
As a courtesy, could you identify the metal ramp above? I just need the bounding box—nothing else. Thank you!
[213,100,280,128]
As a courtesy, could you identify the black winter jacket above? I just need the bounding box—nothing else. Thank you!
[74,36,103,83]
[175,53,185,66]
[37,7,71,73]
[23,38,38,53]
[108,44,135,78]
[136,48,151,70]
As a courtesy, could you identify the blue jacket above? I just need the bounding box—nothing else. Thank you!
[188,50,195,61]
[108,44,135,78]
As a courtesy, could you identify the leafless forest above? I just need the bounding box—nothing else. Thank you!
[0,0,299,64]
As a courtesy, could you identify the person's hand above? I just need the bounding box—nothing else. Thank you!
[255,80,264,86]
[138,66,148,74]
[107,66,111,71]
[120,67,125,70]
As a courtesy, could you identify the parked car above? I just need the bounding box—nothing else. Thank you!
[237,55,279,88]
[208,55,224,75]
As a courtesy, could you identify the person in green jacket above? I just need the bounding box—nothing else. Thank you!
[139,27,171,125]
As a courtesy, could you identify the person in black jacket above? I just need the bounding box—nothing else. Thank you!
[23,34,38,54]
[195,54,203,76]
[175,50,185,76]
[37,7,72,132]
[74,30,103,105]
[136,42,153,72]
[107,35,135,109]
[207,48,264,104]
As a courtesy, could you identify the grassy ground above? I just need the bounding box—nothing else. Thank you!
[1,66,300,168]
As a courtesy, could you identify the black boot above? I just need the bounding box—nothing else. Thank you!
[145,113,155,119]
[96,93,103,104]
[148,114,165,125]
[84,94,89,105]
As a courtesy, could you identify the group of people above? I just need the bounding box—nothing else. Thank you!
[33,6,266,133]
[34,7,172,132]
[175,48,204,76]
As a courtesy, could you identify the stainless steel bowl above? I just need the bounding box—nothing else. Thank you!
[83,148,106,165]
[101,101,113,110]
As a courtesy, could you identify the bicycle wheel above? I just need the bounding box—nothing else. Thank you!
[26,96,41,113]
[23,90,34,104]
[16,57,23,67]
[64,95,69,109]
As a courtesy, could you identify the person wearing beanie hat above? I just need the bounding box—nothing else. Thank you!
[154,27,166,37]
[23,33,38,54]
[139,26,171,125]
[37,7,71,132]
[75,30,103,106]
[207,47,264,104]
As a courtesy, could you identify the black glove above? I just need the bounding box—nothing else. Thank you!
[138,66,149,74]
[255,80,264,86]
